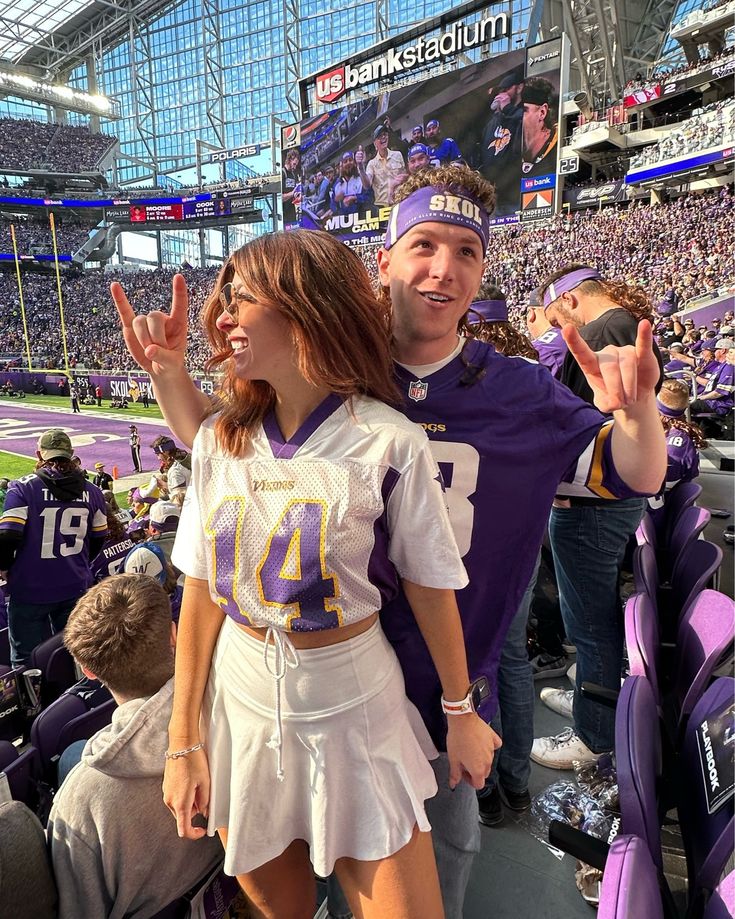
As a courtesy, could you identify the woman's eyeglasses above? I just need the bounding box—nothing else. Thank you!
[218,282,251,318]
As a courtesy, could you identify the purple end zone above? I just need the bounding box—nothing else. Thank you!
[0,403,169,476]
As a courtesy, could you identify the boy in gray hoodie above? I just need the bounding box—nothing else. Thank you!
[48,574,224,919]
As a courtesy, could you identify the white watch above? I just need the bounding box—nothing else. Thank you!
[441,676,490,716]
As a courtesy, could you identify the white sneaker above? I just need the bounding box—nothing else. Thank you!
[531,727,604,770]
[540,687,574,719]
[567,662,577,686]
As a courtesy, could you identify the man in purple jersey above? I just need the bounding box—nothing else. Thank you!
[111,165,666,919]
[0,429,108,666]
[690,338,734,417]
[526,288,568,378]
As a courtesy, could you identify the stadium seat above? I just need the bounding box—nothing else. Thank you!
[0,740,38,806]
[597,834,664,919]
[674,591,734,736]
[0,801,57,919]
[670,540,723,618]
[661,481,702,545]
[30,688,114,787]
[678,678,735,918]
[666,505,711,577]
[636,512,658,550]
[703,870,735,919]
[29,633,77,708]
[615,675,664,872]
[624,593,660,704]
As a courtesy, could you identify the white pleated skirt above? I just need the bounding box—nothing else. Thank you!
[202,616,439,878]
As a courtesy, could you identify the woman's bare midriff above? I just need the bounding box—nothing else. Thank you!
[236,611,379,649]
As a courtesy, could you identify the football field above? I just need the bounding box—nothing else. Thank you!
[0,399,168,483]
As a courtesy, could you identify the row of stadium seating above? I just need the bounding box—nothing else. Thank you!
[549,481,733,918]
[0,117,116,173]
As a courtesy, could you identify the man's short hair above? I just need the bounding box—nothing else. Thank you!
[64,574,174,699]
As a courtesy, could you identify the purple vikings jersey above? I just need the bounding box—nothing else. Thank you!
[381,339,647,749]
[90,535,136,582]
[701,362,734,414]
[173,393,467,632]
[0,471,107,603]
[531,327,569,379]
[665,429,699,487]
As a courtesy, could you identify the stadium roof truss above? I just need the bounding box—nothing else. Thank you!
[540,0,679,105]
[0,0,180,77]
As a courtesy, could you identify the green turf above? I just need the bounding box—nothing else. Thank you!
[0,393,164,420]
[0,450,36,480]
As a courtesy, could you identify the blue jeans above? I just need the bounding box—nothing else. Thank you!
[549,498,646,752]
[479,553,539,797]
[8,596,79,667]
[326,755,480,919]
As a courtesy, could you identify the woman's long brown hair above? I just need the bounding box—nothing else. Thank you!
[201,230,400,456]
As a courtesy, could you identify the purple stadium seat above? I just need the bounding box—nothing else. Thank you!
[636,512,658,549]
[633,543,659,603]
[29,632,78,707]
[57,697,116,754]
[598,834,664,919]
[615,675,663,871]
[704,869,735,919]
[30,688,114,787]
[667,505,711,575]
[662,481,702,544]
[675,591,734,732]
[678,679,735,915]
[0,740,38,806]
[624,593,660,704]
[671,540,723,618]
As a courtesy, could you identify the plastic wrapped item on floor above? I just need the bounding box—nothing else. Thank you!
[574,860,602,906]
[574,752,620,813]
[522,781,617,860]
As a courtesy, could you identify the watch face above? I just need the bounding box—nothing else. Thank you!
[471,676,491,711]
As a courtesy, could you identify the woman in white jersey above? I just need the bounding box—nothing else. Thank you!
[112,230,496,919]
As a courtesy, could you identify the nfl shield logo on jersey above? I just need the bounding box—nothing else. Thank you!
[408,380,428,402]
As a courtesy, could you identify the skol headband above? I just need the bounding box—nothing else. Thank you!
[468,299,508,323]
[384,186,490,253]
[542,268,602,308]
[408,143,429,158]
[656,399,686,418]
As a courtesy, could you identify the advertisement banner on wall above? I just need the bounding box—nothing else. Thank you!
[282,38,566,242]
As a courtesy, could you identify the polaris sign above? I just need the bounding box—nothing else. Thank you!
[315,13,511,104]
[206,144,260,163]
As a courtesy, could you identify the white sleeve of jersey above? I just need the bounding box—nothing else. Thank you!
[385,441,468,590]
[171,461,208,580]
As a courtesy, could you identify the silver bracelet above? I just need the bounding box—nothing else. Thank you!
[165,741,205,760]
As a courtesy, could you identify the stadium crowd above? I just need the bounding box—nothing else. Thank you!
[629,99,735,168]
[623,45,735,95]
[0,218,91,256]
[0,118,116,174]
[0,187,732,375]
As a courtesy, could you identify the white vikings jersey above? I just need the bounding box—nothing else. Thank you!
[172,394,467,632]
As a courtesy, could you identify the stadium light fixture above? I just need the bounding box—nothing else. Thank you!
[0,69,120,118]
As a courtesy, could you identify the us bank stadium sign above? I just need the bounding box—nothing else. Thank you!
[315,11,512,104]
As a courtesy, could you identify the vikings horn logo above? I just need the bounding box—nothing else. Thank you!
[489,126,511,156]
